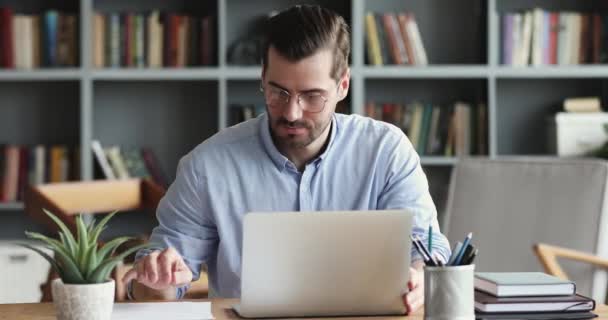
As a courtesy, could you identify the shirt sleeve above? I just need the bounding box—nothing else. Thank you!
[129,151,219,300]
[376,130,451,264]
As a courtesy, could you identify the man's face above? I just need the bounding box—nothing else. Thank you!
[262,46,348,149]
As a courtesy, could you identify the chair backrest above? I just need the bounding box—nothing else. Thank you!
[444,157,608,302]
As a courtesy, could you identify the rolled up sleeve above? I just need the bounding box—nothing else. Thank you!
[376,131,451,264]
[132,151,218,299]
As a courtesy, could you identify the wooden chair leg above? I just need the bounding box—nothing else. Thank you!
[40,269,59,302]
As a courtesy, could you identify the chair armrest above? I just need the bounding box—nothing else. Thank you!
[534,243,608,280]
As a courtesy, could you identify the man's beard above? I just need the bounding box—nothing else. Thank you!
[272,116,331,149]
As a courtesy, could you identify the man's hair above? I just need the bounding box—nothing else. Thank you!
[262,5,350,81]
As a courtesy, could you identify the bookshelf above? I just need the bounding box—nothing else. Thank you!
[1,0,607,238]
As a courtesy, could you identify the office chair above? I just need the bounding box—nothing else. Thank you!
[443,157,608,303]
[24,178,209,301]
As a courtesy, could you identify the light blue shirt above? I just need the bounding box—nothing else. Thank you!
[136,112,451,298]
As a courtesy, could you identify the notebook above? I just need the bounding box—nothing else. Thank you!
[476,310,597,319]
[474,290,595,313]
[475,272,576,297]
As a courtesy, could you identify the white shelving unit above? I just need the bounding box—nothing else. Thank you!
[1,0,607,236]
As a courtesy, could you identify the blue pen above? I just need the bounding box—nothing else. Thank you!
[453,232,473,266]
[428,225,433,255]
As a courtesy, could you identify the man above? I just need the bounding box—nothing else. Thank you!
[123,5,450,314]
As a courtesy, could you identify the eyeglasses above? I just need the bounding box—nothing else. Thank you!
[259,82,339,113]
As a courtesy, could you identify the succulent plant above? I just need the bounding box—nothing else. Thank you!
[20,209,151,284]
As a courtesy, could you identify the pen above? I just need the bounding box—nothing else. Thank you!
[453,232,473,266]
[428,225,433,255]
[447,242,463,266]
[462,248,478,265]
[415,235,438,266]
[411,235,435,266]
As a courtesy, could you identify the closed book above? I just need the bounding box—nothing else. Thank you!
[476,310,598,320]
[475,290,594,313]
[364,13,382,66]
[475,272,575,297]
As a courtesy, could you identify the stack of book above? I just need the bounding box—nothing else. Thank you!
[501,8,608,66]
[474,272,596,319]
[365,101,487,156]
[91,140,168,188]
[364,12,427,66]
[0,145,80,203]
[0,8,79,69]
[93,11,215,68]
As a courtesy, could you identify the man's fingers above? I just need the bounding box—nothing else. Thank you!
[408,268,419,290]
[171,269,192,286]
[122,268,138,284]
[144,254,159,283]
[158,251,174,285]
[404,290,424,314]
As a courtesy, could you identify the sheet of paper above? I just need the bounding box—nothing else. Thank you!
[111,301,214,320]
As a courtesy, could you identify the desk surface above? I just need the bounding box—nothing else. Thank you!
[1,299,607,319]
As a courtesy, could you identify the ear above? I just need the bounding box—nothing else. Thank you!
[261,65,266,82]
[337,68,351,101]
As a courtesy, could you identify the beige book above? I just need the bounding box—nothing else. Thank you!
[408,103,423,148]
[147,11,162,68]
[531,8,544,66]
[563,97,602,113]
[365,13,383,66]
[569,13,581,65]
[105,146,131,180]
[93,13,105,68]
[406,13,427,66]
[519,11,533,66]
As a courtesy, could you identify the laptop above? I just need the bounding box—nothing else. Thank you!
[234,210,412,318]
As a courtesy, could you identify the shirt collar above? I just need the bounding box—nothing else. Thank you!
[259,113,338,171]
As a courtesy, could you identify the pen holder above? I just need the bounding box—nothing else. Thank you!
[424,264,475,320]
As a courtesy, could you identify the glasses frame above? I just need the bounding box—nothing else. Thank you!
[259,81,340,114]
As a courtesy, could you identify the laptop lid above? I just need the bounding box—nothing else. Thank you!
[237,210,412,318]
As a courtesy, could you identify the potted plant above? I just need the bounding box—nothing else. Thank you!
[19,209,151,320]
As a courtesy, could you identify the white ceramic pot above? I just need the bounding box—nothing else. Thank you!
[51,278,115,320]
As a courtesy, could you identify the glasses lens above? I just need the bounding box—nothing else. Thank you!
[301,94,326,112]
[266,88,289,108]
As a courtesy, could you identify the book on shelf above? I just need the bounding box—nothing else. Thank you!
[0,144,80,203]
[0,7,78,69]
[563,96,602,113]
[91,140,168,188]
[229,104,265,126]
[93,10,215,68]
[365,100,487,157]
[475,272,576,297]
[502,9,608,66]
[365,11,427,66]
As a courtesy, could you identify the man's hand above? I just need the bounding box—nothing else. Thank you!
[122,247,193,291]
[402,266,424,314]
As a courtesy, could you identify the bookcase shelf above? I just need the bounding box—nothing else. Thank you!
[494,66,608,78]
[91,68,222,80]
[0,203,24,211]
[1,0,607,237]
[0,70,83,81]
[420,157,459,166]
[361,66,490,78]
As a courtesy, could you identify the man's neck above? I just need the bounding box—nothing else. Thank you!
[281,121,332,172]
